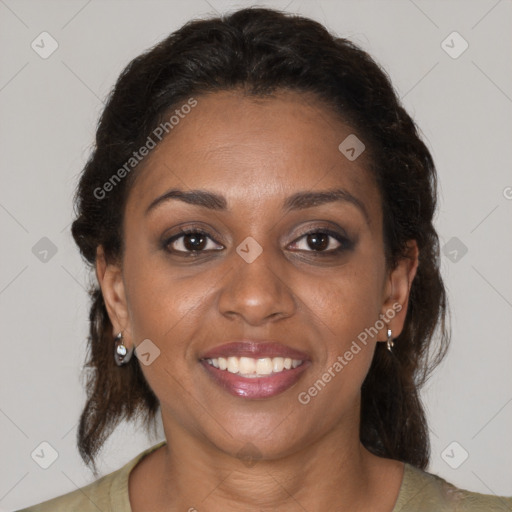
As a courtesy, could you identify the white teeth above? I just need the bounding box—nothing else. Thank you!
[205,356,303,376]
[256,357,273,375]
[227,356,238,374]
[273,357,284,372]
[239,356,256,374]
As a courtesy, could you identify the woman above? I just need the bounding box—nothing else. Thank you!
[17,6,512,512]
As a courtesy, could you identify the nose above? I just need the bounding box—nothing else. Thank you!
[217,243,296,326]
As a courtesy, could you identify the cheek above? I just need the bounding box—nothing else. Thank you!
[122,259,212,400]
[306,265,384,345]
[121,236,203,342]
[296,282,379,417]
[125,267,206,342]
[296,257,384,397]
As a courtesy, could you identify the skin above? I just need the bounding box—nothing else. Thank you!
[96,89,419,511]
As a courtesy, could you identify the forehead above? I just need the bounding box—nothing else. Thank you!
[126,89,381,224]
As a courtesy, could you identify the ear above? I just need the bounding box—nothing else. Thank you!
[95,245,132,346]
[378,240,419,341]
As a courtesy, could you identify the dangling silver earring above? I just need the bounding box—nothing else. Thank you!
[114,332,134,366]
[386,328,394,352]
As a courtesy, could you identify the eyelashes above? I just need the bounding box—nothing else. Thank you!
[162,226,354,257]
[164,228,222,254]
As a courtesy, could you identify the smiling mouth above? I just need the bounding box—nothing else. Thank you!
[203,356,304,378]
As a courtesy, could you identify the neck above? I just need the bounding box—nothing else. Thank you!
[152,410,389,511]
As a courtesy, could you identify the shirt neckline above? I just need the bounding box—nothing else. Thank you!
[109,441,414,512]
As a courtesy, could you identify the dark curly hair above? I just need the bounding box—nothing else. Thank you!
[71,6,450,477]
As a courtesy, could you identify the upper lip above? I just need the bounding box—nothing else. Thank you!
[200,340,311,361]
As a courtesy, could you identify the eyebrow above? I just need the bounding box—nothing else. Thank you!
[145,187,370,225]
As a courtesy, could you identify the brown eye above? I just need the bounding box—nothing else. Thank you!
[289,229,353,253]
[305,232,330,251]
[164,229,223,254]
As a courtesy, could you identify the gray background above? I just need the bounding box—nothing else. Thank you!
[1,0,511,510]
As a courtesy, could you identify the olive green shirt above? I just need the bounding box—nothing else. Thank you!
[16,441,512,511]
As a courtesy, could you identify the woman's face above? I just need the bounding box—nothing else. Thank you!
[99,89,417,460]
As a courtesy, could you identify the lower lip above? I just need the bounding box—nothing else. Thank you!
[200,359,311,399]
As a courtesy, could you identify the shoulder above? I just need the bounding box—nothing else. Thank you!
[14,441,167,512]
[395,462,512,512]
[14,470,117,512]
